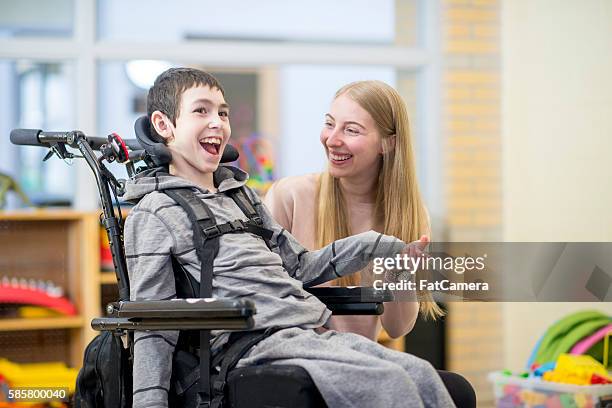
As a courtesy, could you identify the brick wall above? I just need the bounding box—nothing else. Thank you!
[440,0,502,406]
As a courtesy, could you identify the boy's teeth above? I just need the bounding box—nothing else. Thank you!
[202,137,221,145]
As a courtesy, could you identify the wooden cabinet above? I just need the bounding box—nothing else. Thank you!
[0,211,99,368]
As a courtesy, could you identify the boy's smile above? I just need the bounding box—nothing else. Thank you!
[162,85,231,188]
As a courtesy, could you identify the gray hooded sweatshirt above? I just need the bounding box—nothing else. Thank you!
[123,166,454,408]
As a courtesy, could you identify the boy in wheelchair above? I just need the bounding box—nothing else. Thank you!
[124,67,455,407]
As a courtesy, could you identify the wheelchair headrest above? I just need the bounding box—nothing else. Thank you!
[134,115,239,166]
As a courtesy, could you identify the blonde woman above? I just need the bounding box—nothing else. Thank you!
[265,80,476,407]
[265,80,443,340]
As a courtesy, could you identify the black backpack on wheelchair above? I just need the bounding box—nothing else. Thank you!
[10,117,476,408]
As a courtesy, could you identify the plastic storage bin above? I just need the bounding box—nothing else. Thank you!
[488,371,612,407]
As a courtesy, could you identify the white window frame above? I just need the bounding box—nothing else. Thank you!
[0,0,443,218]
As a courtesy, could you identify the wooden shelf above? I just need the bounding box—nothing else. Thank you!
[0,209,92,221]
[100,272,117,285]
[0,210,100,366]
[0,316,84,331]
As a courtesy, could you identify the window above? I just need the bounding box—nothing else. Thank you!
[0,0,437,209]
[0,0,74,38]
[0,61,75,208]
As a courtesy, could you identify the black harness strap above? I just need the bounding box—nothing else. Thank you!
[201,218,272,242]
[164,186,276,408]
[228,188,274,243]
[227,188,258,220]
[210,328,279,408]
[164,188,217,408]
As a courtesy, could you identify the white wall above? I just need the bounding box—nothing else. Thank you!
[502,0,612,371]
[98,0,394,43]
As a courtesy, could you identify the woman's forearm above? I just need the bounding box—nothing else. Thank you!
[380,300,419,338]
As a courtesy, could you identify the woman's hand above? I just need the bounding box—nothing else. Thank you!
[402,235,429,259]
[380,235,429,338]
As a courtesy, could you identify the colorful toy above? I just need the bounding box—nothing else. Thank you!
[542,354,611,386]
[528,310,611,368]
[100,224,114,271]
[489,371,610,408]
[17,306,63,318]
[519,388,547,405]
[0,277,77,316]
[0,358,78,393]
[572,393,593,408]
[491,310,612,407]
[534,361,557,377]
[236,133,276,194]
[570,324,612,359]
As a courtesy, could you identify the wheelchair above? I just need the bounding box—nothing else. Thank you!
[10,118,475,408]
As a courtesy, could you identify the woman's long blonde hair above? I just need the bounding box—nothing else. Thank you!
[315,80,444,319]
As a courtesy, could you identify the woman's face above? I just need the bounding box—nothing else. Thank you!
[320,94,384,180]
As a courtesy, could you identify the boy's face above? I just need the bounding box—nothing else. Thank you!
[163,85,231,176]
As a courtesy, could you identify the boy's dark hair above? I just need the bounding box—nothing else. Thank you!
[147,67,225,142]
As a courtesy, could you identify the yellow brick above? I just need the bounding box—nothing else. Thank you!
[448,184,473,194]
[446,120,474,132]
[446,0,472,4]
[473,24,498,38]
[444,167,478,178]
[446,151,475,161]
[446,135,499,147]
[472,88,499,100]
[446,8,497,23]
[447,152,499,163]
[473,184,500,194]
[445,167,499,179]
[472,0,497,6]
[474,120,500,132]
[476,151,500,161]
[446,24,471,37]
[447,326,499,340]
[446,136,479,147]
[445,71,499,84]
[474,212,501,226]
[448,214,472,226]
[445,87,472,100]
[452,342,502,355]
[447,103,498,116]
[446,39,499,54]
[447,198,501,211]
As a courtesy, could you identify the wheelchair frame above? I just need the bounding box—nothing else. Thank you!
[9,126,395,407]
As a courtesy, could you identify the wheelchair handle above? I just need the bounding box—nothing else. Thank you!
[11,128,142,151]
[10,129,80,147]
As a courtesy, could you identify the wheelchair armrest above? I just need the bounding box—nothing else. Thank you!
[324,303,384,315]
[111,298,255,318]
[304,286,394,316]
[91,298,255,331]
[304,286,394,303]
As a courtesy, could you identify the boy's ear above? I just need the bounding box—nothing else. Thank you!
[150,110,174,142]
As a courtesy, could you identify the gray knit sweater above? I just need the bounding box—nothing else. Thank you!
[123,166,405,407]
